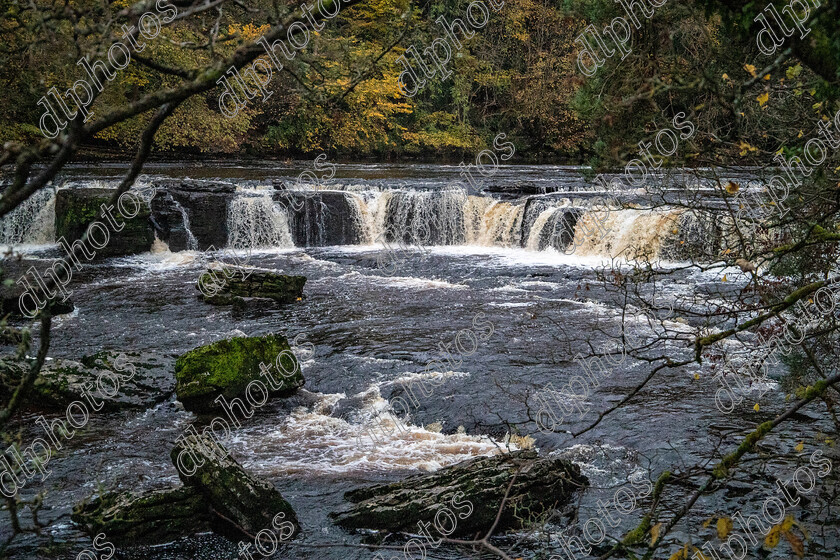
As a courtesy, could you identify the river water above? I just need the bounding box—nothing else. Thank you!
[1,163,836,560]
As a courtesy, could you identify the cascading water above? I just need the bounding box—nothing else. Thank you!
[171,199,199,250]
[469,199,524,247]
[0,188,56,245]
[574,207,684,260]
[227,194,294,249]
[382,189,467,245]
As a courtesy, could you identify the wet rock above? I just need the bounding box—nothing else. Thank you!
[174,334,303,414]
[171,433,299,540]
[55,188,155,258]
[197,266,306,306]
[71,486,212,546]
[0,258,74,319]
[151,180,235,250]
[330,450,587,536]
[0,351,174,410]
[275,190,362,246]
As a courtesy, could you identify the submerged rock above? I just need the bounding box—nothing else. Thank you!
[174,334,303,414]
[0,351,174,410]
[331,450,587,536]
[171,433,300,540]
[71,486,211,546]
[197,266,306,306]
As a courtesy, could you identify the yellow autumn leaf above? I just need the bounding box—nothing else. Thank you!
[765,526,781,548]
[722,274,728,282]
[757,92,769,107]
[753,403,760,411]
[717,517,733,539]
[744,63,757,77]
[781,515,795,531]
[702,516,716,528]
[795,441,805,452]
[764,74,771,80]
[722,73,730,81]
[694,373,701,380]
[725,181,740,194]
[668,544,692,560]
[651,522,663,545]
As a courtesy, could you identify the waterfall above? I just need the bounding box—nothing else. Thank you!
[227,194,293,249]
[0,188,56,245]
[346,192,375,244]
[526,209,558,251]
[172,200,199,250]
[470,199,524,247]
[382,189,467,245]
[574,208,683,260]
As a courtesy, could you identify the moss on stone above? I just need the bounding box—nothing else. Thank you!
[72,486,211,546]
[175,334,303,413]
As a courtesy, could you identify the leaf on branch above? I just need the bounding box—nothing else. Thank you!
[744,63,757,77]
[651,522,663,545]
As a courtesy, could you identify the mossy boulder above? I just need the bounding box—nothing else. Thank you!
[330,450,587,537]
[71,486,211,546]
[72,434,299,546]
[197,266,306,307]
[55,187,155,258]
[174,334,303,414]
[171,433,299,540]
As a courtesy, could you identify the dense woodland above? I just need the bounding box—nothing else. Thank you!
[0,0,835,164]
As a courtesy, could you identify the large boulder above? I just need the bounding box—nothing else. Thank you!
[171,433,299,540]
[330,450,587,537]
[71,486,212,546]
[72,434,300,545]
[197,266,306,306]
[55,187,155,258]
[174,334,303,414]
[0,351,174,410]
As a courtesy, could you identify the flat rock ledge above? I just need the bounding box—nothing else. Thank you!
[197,266,306,307]
[330,450,587,537]
[73,434,299,546]
[0,350,174,411]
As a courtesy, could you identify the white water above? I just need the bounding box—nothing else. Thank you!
[0,188,56,245]
[3,181,717,261]
[172,199,199,250]
[227,193,294,249]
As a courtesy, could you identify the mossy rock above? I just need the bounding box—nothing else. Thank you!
[330,450,588,537]
[71,486,211,546]
[197,266,306,306]
[55,187,155,258]
[174,334,303,414]
[171,433,299,540]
